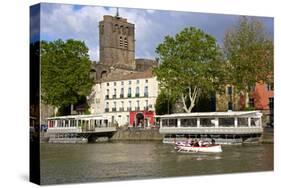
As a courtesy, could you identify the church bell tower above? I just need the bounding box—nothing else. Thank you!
[99,10,135,69]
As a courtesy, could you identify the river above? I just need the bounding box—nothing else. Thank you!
[40,141,273,185]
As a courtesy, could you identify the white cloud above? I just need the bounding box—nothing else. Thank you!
[40,3,273,61]
[40,4,157,61]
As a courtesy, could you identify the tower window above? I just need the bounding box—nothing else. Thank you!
[124,37,128,48]
[100,24,104,34]
[119,36,123,47]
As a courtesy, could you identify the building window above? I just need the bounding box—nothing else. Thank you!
[105,102,109,112]
[128,101,132,111]
[136,87,140,97]
[128,80,131,85]
[113,89,116,99]
[267,83,274,91]
[121,81,124,85]
[145,79,148,83]
[136,100,140,111]
[107,83,109,86]
[124,37,128,48]
[128,87,131,98]
[228,102,233,110]
[269,97,273,110]
[144,86,148,97]
[120,101,124,112]
[119,36,123,47]
[114,82,117,86]
[106,89,109,99]
[145,100,149,110]
[136,80,139,84]
[120,88,124,98]
[112,102,117,112]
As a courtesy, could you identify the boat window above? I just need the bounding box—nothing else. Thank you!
[251,118,260,127]
[219,118,235,127]
[162,119,177,127]
[200,118,215,127]
[180,118,197,127]
[238,118,248,127]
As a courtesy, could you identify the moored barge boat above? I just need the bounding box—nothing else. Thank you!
[46,115,116,143]
[157,111,263,145]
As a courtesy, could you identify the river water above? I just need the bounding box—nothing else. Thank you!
[40,141,273,185]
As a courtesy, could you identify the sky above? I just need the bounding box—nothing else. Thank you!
[30,3,273,61]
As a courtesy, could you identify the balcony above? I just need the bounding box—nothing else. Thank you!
[119,107,124,112]
[144,92,149,97]
[135,93,140,97]
[105,95,109,99]
[112,95,116,99]
[112,108,117,112]
[144,106,149,111]
[128,93,132,98]
[127,107,132,111]
[105,108,109,112]
[135,107,140,111]
[120,94,124,98]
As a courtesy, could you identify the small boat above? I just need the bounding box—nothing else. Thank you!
[174,141,222,153]
[177,144,222,153]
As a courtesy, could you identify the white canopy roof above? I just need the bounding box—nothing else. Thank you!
[46,114,109,120]
[155,111,262,118]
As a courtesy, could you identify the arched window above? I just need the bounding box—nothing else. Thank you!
[128,87,131,98]
[136,87,139,97]
[114,24,118,32]
[101,71,107,79]
[90,69,96,80]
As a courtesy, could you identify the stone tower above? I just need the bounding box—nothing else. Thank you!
[99,14,135,69]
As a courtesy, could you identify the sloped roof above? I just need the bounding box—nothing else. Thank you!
[102,69,154,82]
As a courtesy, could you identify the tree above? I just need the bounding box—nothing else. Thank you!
[154,27,224,113]
[223,17,273,96]
[155,89,177,115]
[41,39,93,114]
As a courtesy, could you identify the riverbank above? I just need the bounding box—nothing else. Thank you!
[111,128,163,141]
[40,126,273,143]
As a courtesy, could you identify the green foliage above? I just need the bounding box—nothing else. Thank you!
[153,27,224,112]
[223,16,273,93]
[155,89,176,115]
[41,39,93,110]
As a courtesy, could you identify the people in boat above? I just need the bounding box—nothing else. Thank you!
[193,139,199,147]
[211,138,216,145]
[199,140,203,147]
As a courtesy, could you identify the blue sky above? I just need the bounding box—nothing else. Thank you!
[31,3,273,61]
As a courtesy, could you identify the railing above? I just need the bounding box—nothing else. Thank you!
[135,93,140,97]
[112,107,117,112]
[105,95,109,99]
[159,127,263,134]
[128,93,131,98]
[119,107,124,112]
[120,94,124,98]
[112,95,116,99]
[105,108,109,112]
[144,92,148,97]
[127,107,132,111]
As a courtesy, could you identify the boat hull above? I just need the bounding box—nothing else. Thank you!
[176,145,222,153]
